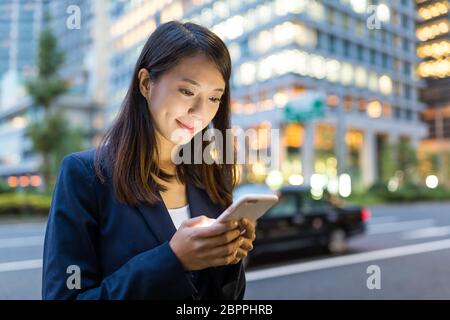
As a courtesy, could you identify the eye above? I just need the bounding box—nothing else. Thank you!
[179,88,194,96]
[210,97,221,104]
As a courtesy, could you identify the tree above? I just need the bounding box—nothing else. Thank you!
[379,142,396,183]
[26,13,67,111]
[397,140,419,185]
[25,13,84,192]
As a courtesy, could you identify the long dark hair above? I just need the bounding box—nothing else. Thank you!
[94,21,237,209]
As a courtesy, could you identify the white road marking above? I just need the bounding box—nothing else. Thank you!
[0,259,42,273]
[0,222,46,232]
[0,236,44,248]
[246,238,450,282]
[367,219,435,235]
[402,226,450,240]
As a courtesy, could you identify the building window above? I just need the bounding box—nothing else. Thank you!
[404,85,412,99]
[370,49,376,65]
[327,7,336,25]
[357,99,366,113]
[403,61,411,76]
[382,53,388,69]
[356,20,364,36]
[344,95,352,112]
[342,13,349,29]
[405,109,412,120]
[393,106,401,119]
[401,14,409,29]
[402,38,409,52]
[394,81,402,96]
[329,34,336,53]
[326,94,339,108]
[357,45,364,61]
[394,58,401,72]
[343,39,350,57]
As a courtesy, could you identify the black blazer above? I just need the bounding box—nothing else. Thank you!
[42,148,245,299]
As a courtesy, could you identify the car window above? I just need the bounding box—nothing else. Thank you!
[299,192,329,214]
[265,193,297,218]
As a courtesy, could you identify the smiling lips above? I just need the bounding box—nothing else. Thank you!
[176,119,195,134]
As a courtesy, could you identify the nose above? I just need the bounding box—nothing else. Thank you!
[187,95,208,117]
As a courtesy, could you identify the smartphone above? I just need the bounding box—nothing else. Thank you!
[215,194,279,223]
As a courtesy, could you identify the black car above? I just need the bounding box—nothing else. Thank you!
[240,185,371,267]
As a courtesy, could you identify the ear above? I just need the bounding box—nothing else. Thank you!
[138,68,152,98]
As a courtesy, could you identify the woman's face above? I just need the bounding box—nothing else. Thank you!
[139,54,225,146]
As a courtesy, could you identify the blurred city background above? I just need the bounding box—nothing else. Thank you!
[1,0,450,299]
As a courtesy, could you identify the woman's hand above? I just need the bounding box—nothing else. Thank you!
[232,218,256,263]
[169,216,245,271]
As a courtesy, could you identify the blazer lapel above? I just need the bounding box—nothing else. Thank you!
[137,190,176,245]
[137,180,225,245]
[186,181,224,220]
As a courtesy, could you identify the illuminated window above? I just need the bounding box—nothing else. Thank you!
[350,0,367,14]
[418,2,449,20]
[213,1,229,19]
[378,75,393,95]
[284,123,304,148]
[201,8,213,27]
[367,100,382,118]
[369,72,378,92]
[345,130,363,149]
[308,0,325,21]
[355,67,367,88]
[228,42,241,62]
[343,96,352,112]
[310,55,326,79]
[417,20,450,41]
[225,15,244,40]
[326,59,340,83]
[238,62,256,85]
[376,3,390,22]
[357,99,366,113]
[326,95,340,108]
[340,63,353,86]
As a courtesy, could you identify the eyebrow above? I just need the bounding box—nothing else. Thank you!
[180,78,224,92]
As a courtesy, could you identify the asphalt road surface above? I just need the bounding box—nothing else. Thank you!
[1,202,450,299]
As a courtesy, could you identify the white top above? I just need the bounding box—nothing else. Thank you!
[167,204,190,230]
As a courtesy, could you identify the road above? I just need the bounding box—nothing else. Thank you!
[1,202,450,299]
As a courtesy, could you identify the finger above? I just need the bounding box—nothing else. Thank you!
[235,247,248,259]
[210,250,241,267]
[202,228,242,248]
[240,218,256,233]
[183,215,214,227]
[207,235,243,258]
[239,219,256,240]
[239,238,254,251]
[194,219,238,238]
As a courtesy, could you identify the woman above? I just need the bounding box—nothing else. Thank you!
[42,21,256,300]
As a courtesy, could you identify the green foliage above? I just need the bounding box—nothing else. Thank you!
[397,140,419,184]
[23,12,85,192]
[25,19,67,109]
[349,181,450,205]
[0,181,12,194]
[26,110,85,191]
[0,193,51,216]
[379,143,396,182]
